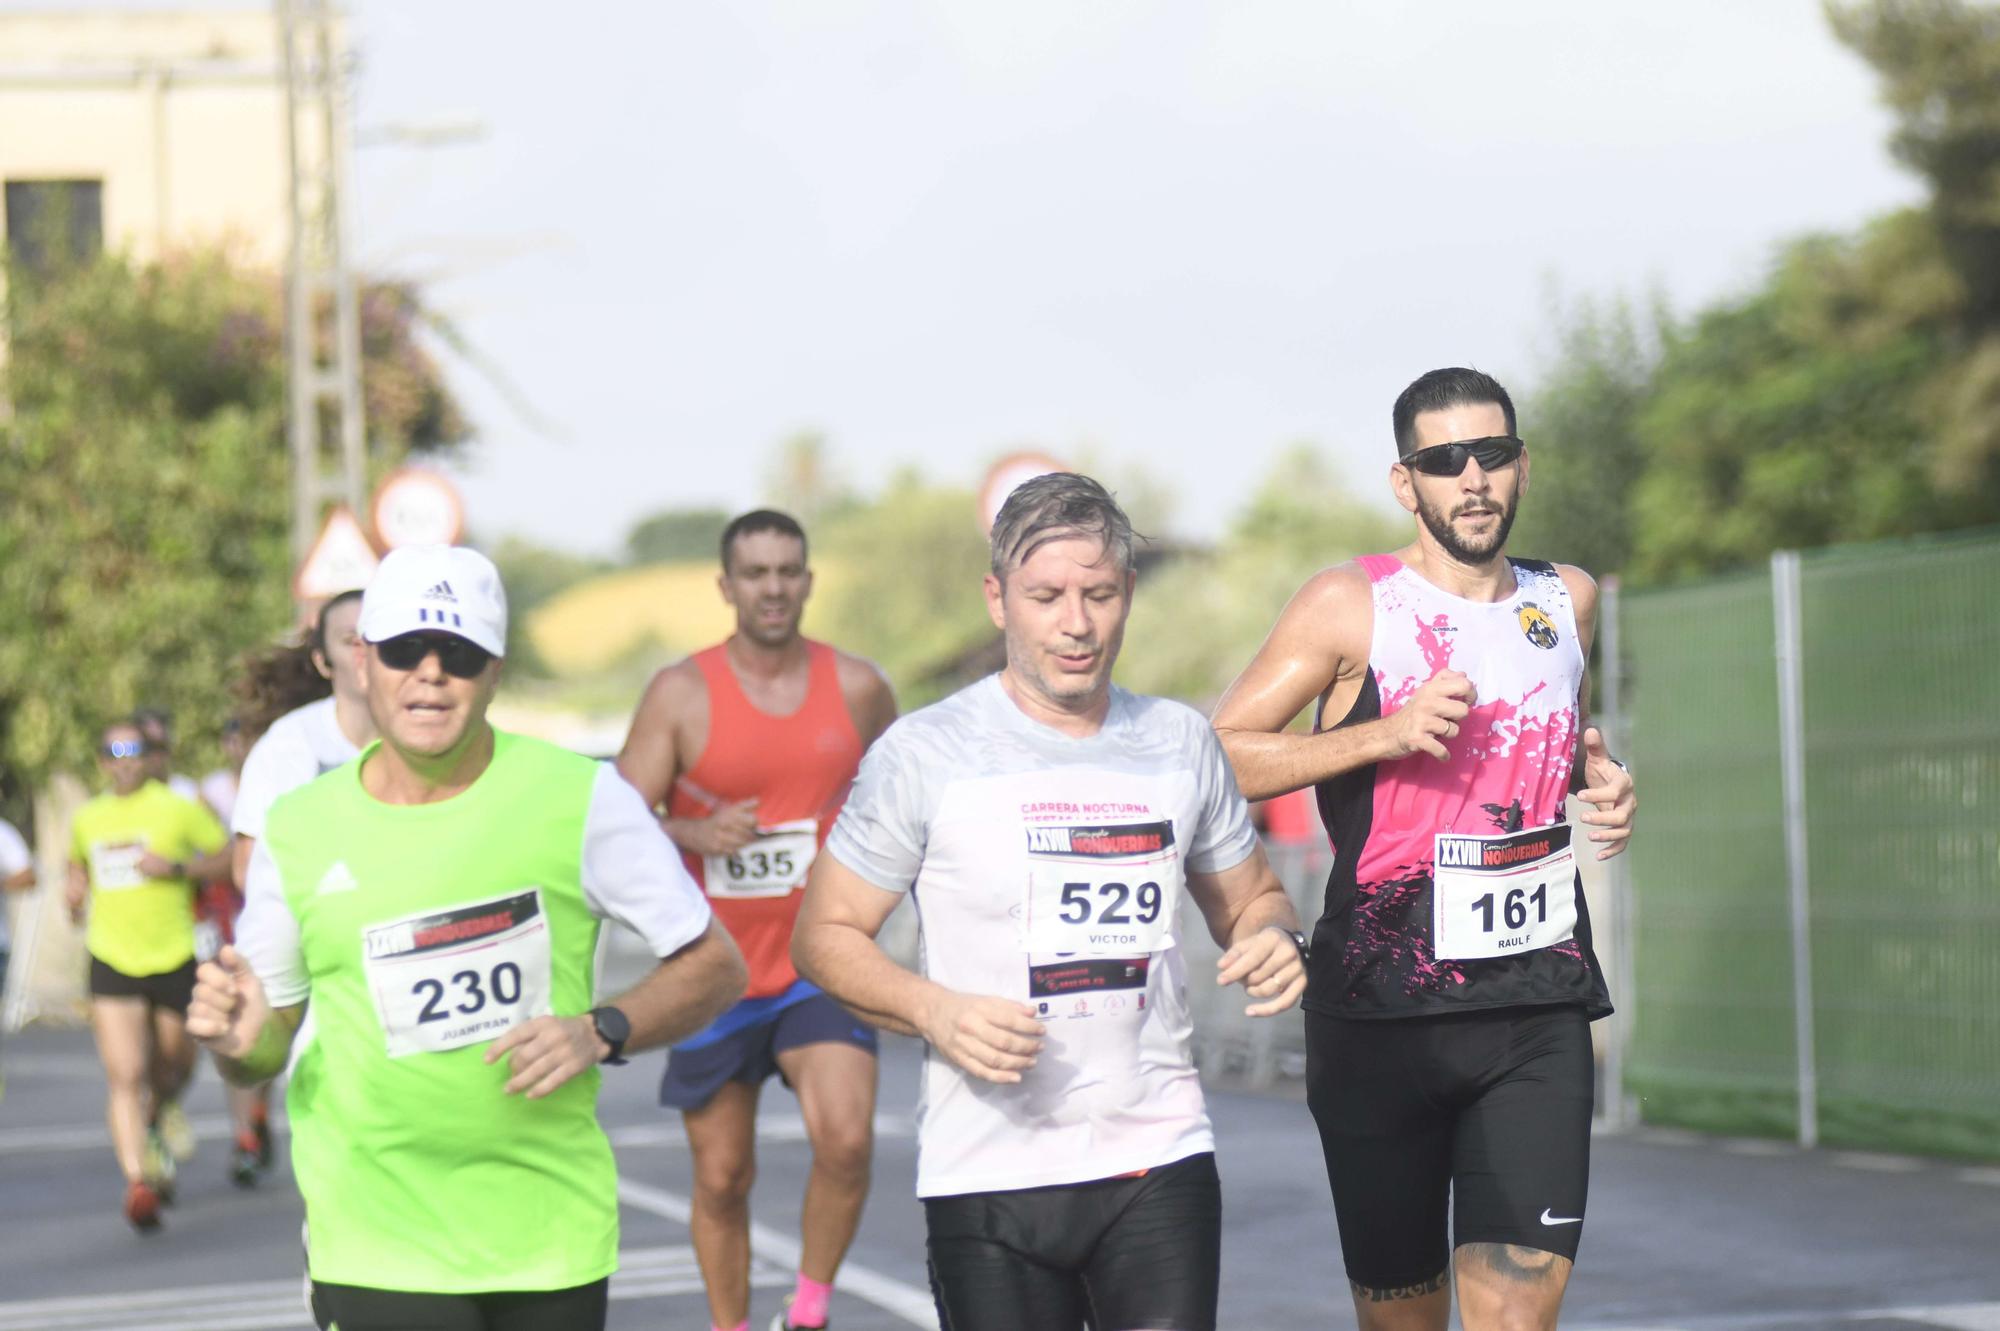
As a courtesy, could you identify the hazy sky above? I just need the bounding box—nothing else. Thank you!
[178,3,1951,550]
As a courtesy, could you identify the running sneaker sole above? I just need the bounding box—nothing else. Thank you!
[124,1183,162,1233]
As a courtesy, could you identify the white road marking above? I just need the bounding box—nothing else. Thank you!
[618,1177,938,1329]
[1717,1138,1794,1157]
[1567,1301,2000,1331]
[609,1111,915,1150]
[0,1246,778,1331]
[0,1111,914,1157]
[1955,1166,2000,1187]
[1826,1150,1926,1173]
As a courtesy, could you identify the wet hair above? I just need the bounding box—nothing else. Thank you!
[312,589,364,660]
[720,509,808,573]
[1391,367,1517,456]
[988,472,1139,578]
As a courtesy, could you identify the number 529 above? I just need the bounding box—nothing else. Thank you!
[1058,880,1163,926]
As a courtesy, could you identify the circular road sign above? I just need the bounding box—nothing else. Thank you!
[371,468,465,550]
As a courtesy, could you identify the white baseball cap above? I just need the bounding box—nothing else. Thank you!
[358,545,508,657]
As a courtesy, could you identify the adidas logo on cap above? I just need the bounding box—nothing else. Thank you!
[423,580,457,603]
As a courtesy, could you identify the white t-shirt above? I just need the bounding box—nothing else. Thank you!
[239,763,713,1008]
[200,770,239,826]
[232,698,362,840]
[0,818,31,952]
[825,675,1259,1198]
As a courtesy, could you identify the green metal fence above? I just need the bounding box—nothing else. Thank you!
[1619,529,2000,1158]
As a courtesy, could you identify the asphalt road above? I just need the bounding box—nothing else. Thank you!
[2,1024,1998,1331]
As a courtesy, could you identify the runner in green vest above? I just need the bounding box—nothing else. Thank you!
[187,545,748,1331]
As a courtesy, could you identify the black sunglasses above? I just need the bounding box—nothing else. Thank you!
[374,633,493,679]
[1401,435,1525,477]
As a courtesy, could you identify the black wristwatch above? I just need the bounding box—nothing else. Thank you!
[588,1006,631,1066]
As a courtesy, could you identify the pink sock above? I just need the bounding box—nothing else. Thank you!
[788,1273,834,1327]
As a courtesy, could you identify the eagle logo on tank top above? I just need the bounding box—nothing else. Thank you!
[1518,602,1560,650]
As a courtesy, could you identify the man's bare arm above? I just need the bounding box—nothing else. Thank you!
[794,854,1046,1083]
[1213,564,1471,800]
[616,664,696,808]
[793,855,937,1039]
[611,924,747,1054]
[1185,847,1307,1017]
[1555,565,1637,858]
[213,1004,305,1087]
[485,925,748,1101]
[835,652,900,749]
[615,663,757,855]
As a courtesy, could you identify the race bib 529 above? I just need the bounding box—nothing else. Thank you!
[1020,820,1181,956]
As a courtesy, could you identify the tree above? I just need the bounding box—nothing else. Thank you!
[763,431,853,525]
[1828,0,2000,504]
[1118,445,1403,706]
[809,469,994,703]
[1508,294,1664,577]
[1828,0,2000,324]
[624,507,731,566]
[0,247,468,788]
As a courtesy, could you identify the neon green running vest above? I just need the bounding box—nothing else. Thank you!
[263,731,614,1293]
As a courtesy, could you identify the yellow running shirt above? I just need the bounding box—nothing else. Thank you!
[70,780,225,977]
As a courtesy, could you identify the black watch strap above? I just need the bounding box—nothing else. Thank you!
[1267,925,1311,964]
[589,1006,630,1066]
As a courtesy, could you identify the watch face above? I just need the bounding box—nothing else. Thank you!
[594,1007,630,1045]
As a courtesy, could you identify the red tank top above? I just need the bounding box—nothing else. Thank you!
[669,639,864,997]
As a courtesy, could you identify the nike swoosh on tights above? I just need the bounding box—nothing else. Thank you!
[1539,1208,1583,1225]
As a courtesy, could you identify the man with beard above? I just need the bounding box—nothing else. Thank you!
[617,510,898,1331]
[794,473,1307,1331]
[1210,367,1637,1331]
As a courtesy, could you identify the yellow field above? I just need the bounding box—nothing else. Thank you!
[525,558,850,677]
[526,562,735,676]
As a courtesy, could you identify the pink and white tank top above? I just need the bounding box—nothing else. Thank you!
[1305,555,1612,1019]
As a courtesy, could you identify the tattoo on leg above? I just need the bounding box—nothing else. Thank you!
[1349,1270,1450,1302]
[1461,1243,1562,1284]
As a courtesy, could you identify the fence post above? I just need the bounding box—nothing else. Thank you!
[1771,550,1818,1149]
[1598,576,1636,1130]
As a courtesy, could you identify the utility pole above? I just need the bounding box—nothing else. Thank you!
[278,0,366,582]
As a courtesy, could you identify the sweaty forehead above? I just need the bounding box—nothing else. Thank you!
[728,530,806,569]
[1010,535,1122,589]
[1411,401,1509,451]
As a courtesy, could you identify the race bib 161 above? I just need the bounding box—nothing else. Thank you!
[1431,824,1577,961]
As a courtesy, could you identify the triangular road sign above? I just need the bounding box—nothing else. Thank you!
[294,505,381,600]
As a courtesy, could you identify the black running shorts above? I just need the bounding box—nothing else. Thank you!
[87,956,197,1014]
[309,1277,608,1330]
[924,1150,1222,1331]
[1306,1004,1594,1291]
